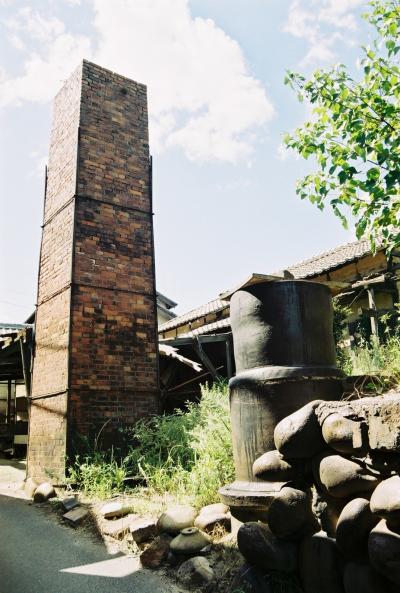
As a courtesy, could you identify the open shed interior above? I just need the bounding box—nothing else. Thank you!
[0,324,32,455]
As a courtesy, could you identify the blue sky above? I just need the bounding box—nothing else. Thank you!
[0,0,373,322]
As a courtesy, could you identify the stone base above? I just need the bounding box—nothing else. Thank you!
[316,393,400,452]
[219,480,286,523]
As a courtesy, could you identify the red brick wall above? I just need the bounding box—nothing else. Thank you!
[27,394,68,483]
[28,60,159,483]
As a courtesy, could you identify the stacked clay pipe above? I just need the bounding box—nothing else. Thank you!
[220,281,343,522]
[237,394,400,593]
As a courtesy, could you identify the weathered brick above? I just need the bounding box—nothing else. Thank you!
[28,60,159,483]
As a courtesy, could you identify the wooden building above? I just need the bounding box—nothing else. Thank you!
[1,238,398,445]
[158,238,400,402]
[0,323,32,453]
[156,292,178,326]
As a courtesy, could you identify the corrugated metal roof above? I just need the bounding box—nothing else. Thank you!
[159,297,229,332]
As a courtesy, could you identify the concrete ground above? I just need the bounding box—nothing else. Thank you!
[0,455,26,497]
[0,457,181,593]
[0,495,181,593]
[0,456,26,477]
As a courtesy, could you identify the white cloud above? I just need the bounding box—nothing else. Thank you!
[300,31,344,67]
[284,1,317,41]
[284,0,364,66]
[0,33,92,106]
[6,7,65,42]
[276,141,303,162]
[318,0,364,30]
[0,7,91,107]
[0,0,274,164]
[8,34,26,51]
[92,0,273,162]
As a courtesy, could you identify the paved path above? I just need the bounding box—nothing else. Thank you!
[0,456,26,496]
[0,494,180,593]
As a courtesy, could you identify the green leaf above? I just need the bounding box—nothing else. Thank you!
[283,0,400,253]
[367,167,381,180]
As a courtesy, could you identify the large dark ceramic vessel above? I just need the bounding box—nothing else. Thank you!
[219,280,343,521]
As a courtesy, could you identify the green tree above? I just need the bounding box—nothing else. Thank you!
[284,0,400,251]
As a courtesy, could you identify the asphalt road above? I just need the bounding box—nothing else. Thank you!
[0,494,179,593]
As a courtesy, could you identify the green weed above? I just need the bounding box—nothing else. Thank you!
[349,334,400,390]
[67,450,127,498]
[68,381,234,505]
[125,381,234,507]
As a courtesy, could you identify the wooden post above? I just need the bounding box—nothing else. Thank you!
[6,379,12,426]
[193,337,218,379]
[225,334,233,379]
[367,287,379,338]
[20,332,32,396]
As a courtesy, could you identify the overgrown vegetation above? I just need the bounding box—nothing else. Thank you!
[68,381,234,505]
[334,299,400,391]
[69,310,400,501]
[126,380,234,507]
[349,333,400,387]
[333,301,352,374]
[68,450,127,498]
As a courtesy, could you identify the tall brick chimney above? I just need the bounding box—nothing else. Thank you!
[28,60,160,482]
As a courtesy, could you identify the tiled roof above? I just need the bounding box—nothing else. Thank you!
[283,238,375,279]
[159,239,380,334]
[180,318,231,337]
[159,297,229,332]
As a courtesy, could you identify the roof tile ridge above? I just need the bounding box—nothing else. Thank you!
[285,237,372,272]
[159,295,229,330]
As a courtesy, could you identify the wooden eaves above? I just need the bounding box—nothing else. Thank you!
[219,272,351,300]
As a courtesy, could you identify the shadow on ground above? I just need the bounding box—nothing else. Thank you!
[0,492,179,593]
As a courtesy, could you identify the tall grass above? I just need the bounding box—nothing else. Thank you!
[68,381,235,505]
[126,381,234,507]
[333,302,353,374]
[68,450,127,498]
[333,300,400,386]
[349,334,400,387]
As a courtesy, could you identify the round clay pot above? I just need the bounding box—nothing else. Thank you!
[170,527,210,555]
[157,505,197,534]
